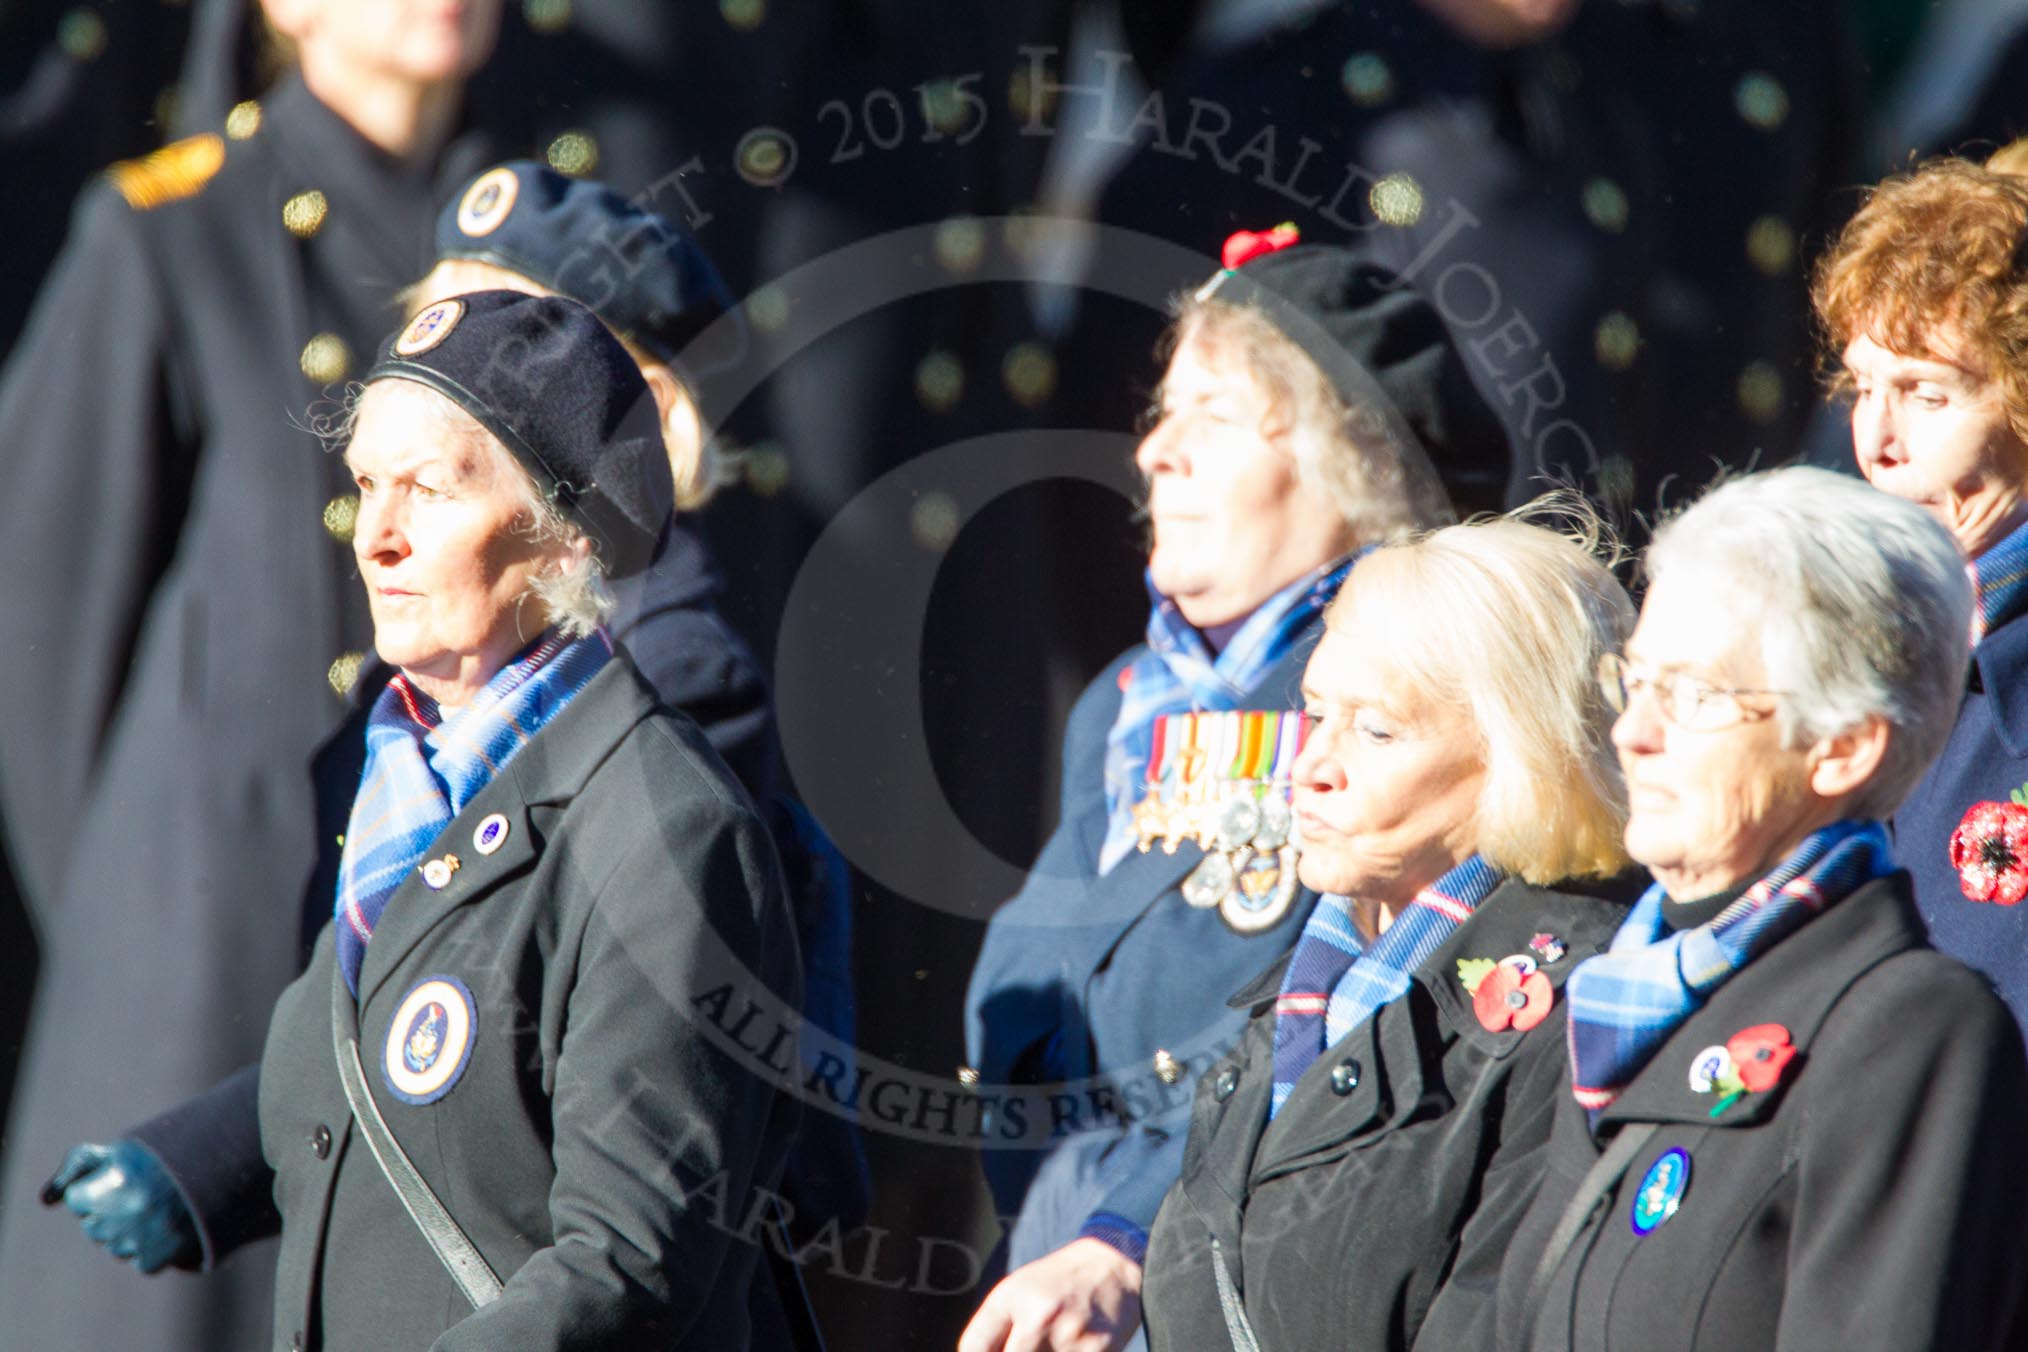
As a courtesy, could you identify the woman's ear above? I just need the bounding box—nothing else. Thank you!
[1807,713,1891,801]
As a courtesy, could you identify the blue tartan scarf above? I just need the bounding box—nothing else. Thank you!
[1970,515,2028,647]
[1097,554,1356,874]
[334,629,612,994]
[1565,818,1893,1122]
[1269,854,1503,1118]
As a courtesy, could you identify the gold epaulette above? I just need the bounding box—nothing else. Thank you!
[106,133,226,211]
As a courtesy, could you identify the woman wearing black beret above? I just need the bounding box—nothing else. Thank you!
[42,292,804,1351]
[961,228,1511,1352]
[410,162,870,1242]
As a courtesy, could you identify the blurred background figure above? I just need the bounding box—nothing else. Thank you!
[0,2,505,1346]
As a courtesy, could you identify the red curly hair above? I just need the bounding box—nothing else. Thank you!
[1813,154,2028,441]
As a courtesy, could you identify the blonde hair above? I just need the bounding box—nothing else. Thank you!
[1326,501,1634,883]
[1169,297,1454,544]
[402,259,734,510]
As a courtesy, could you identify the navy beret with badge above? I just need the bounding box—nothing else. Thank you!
[366,289,672,578]
[437,161,743,381]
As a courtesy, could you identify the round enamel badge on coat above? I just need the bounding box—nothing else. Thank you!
[383,976,476,1105]
[395,298,464,356]
[1630,1147,1691,1236]
[456,166,519,237]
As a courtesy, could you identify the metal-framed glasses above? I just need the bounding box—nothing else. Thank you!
[1596,652,1786,731]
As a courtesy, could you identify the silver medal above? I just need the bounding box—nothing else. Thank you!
[1182,852,1237,909]
[1217,792,1263,850]
[1252,795,1292,850]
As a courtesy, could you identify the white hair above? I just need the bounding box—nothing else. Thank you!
[1643,466,1972,818]
[510,463,615,639]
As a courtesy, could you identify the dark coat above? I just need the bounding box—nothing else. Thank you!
[1495,873,2028,1352]
[1141,877,1630,1352]
[138,658,803,1351]
[0,75,496,1348]
[610,516,780,806]
[1893,609,2028,1028]
[964,632,1321,1251]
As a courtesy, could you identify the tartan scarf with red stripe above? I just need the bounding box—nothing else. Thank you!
[1269,854,1503,1117]
[1563,818,1892,1125]
[1970,515,2028,646]
[333,629,611,994]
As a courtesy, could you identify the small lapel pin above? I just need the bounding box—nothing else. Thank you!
[421,854,461,890]
[473,813,510,856]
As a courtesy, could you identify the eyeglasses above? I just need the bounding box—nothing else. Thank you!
[1596,652,1787,731]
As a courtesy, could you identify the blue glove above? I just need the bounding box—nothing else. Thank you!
[41,1140,199,1273]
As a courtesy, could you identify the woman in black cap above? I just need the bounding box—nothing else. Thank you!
[960,228,1511,1352]
[410,159,770,792]
[410,160,869,1244]
[41,291,803,1351]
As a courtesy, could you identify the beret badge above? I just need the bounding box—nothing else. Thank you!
[394,298,465,357]
[456,166,520,238]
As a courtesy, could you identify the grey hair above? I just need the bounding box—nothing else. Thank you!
[512,467,615,639]
[1643,466,1972,819]
[1170,297,1455,543]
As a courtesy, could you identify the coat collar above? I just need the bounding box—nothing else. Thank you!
[353,657,661,1008]
[1594,872,1928,1131]
[1422,874,1637,1058]
[1974,609,2028,758]
[1247,877,1632,1175]
[258,71,495,287]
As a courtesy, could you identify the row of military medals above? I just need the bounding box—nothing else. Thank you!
[1135,710,1309,933]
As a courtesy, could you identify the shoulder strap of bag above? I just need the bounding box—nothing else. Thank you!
[331,966,504,1309]
[1518,1121,1658,1345]
[1210,1236,1263,1352]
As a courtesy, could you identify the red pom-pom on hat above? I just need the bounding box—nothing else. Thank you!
[1221,222,1301,271]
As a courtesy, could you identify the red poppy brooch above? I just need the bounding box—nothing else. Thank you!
[1220,222,1301,270]
[1458,944,1561,1034]
[1949,799,2028,904]
[1687,1024,1797,1117]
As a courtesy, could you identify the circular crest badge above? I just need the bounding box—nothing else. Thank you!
[1630,1147,1691,1236]
[382,976,476,1106]
[395,298,464,357]
[473,812,510,856]
[456,166,520,238]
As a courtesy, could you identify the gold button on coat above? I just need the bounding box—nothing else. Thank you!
[283,190,328,238]
[1153,1050,1181,1085]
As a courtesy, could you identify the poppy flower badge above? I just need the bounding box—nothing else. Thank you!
[1458,953,1555,1033]
[1221,222,1301,270]
[1687,1023,1797,1117]
[1950,797,2028,905]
